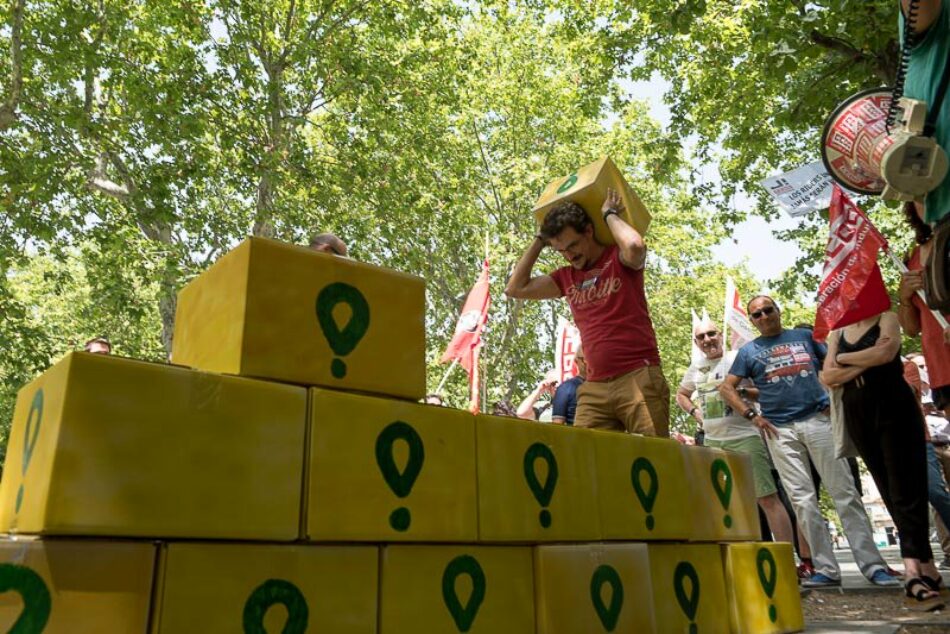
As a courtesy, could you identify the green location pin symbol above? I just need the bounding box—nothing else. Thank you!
[630,457,659,530]
[710,459,733,528]
[673,561,700,634]
[557,173,579,194]
[242,578,309,634]
[0,563,51,633]
[523,442,558,528]
[756,548,778,623]
[16,389,44,514]
[442,555,486,632]
[375,421,425,532]
[589,564,624,632]
[315,282,370,379]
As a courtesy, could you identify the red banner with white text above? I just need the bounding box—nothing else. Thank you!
[813,186,891,342]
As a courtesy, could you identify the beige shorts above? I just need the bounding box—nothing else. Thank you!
[574,365,670,437]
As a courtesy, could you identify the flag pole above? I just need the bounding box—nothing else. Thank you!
[435,358,459,394]
[482,229,490,413]
[884,250,950,329]
[723,279,731,352]
[481,355,487,413]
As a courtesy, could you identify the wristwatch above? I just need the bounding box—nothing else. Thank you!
[688,406,698,417]
[602,208,620,221]
[743,408,756,420]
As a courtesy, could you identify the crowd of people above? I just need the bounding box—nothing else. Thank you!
[77,192,948,610]
[483,187,949,610]
[482,0,950,608]
[67,0,950,612]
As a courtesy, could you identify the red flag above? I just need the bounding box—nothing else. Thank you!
[441,259,491,375]
[468,345,481,414]
[813,186,891,342]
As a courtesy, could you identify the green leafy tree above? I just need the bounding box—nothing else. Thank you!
[1,0,787,454]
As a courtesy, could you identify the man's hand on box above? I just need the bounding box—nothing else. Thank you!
[601,187,625,216]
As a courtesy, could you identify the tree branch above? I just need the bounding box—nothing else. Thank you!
[472,119,504,217]
[0,0,26,130]
[303,0,373,50]
[278,0,299,63]
[88,154,131,200]
[809,29,865,62]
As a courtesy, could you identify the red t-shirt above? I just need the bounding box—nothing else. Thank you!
[550,246,661,381]
[909,247,950,389]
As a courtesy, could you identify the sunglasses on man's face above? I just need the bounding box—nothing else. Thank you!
[750,306,776,320]
[694,331,719,341]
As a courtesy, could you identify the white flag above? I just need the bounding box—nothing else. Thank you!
[759,161,835,217]
[554,318,582,384]
[724,278,757,349]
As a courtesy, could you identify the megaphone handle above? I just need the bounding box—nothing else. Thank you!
[887,249,950,329]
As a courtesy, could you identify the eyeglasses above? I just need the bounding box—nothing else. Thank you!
[750,306,776,319]
[694,331,719,340]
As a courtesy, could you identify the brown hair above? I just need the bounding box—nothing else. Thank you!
[539,201,590,239]
[903,201,933,245]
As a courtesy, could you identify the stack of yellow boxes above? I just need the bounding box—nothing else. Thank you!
[0,237,803,633]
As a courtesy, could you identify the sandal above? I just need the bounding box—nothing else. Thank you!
[921,575,950,596]
[905,577,946,612]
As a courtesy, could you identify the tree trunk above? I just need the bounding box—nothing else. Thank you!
[0,0,25,130]
[158,267,178,358]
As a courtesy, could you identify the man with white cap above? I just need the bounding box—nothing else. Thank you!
[677,318,795,545]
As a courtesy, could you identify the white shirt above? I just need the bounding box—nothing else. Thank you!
[680,351,760,442]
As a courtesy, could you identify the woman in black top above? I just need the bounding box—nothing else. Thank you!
[823,311,942,610]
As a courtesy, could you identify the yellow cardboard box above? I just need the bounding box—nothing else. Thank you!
[648,544,730,634]
[722,542,804,634]
[305,388,477,541]
[594,432,692,541]
[0,537,156,633]
[380,545,534,634]
[682,445,760,542]
[0,352,306,540]
[152,542,378,634]
[476,415,600,541]
[172,237,426,400]
[535,543,656,633]
[533,156,651,243]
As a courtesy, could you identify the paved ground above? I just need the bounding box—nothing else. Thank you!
[804,543,950,633]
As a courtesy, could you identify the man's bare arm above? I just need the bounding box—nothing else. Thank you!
[720,374,779,439]
[675,386,703,424]
[903,0,941,33]
[602,188,646,269]
[504,237,561,299]
[719,374,749,415]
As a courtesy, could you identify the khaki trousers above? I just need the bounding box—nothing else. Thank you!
[574,365,670,437]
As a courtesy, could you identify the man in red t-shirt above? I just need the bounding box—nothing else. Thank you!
[505,189,669,436]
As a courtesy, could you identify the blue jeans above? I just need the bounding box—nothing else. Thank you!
[927,443,950,528]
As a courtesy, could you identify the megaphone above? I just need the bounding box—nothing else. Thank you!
[821,88,948,201]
